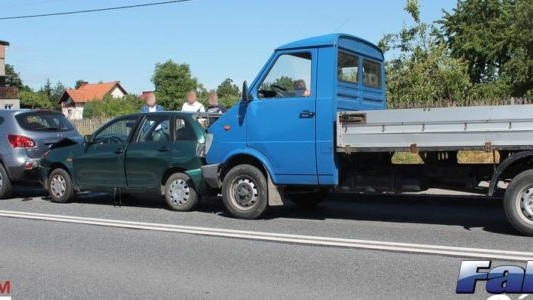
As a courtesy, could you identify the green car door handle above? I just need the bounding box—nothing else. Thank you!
[158,146,170,152]
[114,148,124,154]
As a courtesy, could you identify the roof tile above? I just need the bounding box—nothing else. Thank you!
[62,81,126,103]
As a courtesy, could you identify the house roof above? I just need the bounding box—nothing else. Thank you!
[0,40,9,46]
[59,81,127,103]
[139,91,155,101]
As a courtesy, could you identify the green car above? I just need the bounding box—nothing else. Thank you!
[39,112,208,211]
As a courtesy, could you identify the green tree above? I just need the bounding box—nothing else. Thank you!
[19,90,54,109]
[40,79,53,99]
[216,78,240,98]
[380,0,471,107]
[5,64,30,91]
[75,80,87,89]
[440,0,533,97]
[83,94,143,118]
[151,60,198,110]
[51,81,66,104]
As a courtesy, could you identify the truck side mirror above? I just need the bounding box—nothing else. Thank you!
[242,81,252,103]
[84,134,94,144]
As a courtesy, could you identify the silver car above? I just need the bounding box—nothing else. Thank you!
[0,110,81,198]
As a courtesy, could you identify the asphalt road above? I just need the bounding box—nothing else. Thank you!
[0,187,532,299]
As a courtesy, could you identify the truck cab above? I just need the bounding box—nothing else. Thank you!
[204,34,385,218]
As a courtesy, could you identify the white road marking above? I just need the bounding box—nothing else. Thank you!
[0,209,532,261]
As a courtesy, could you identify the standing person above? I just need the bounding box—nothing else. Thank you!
[207,92,227,113]
[140,93,164,112]
[181,91,206,112]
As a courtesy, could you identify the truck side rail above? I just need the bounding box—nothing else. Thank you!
[337,105,533,153]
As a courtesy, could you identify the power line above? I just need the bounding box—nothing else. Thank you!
[0,0,193,21]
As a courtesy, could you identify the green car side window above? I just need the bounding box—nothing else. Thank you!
[175,118,196,141]
[137,116,171,143]
[93,118,137,144]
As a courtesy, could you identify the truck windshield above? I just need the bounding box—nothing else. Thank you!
[259,52,312,99]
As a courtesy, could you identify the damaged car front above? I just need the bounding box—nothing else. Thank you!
[39,138,81,190]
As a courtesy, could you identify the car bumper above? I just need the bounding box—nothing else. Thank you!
[38,165,51,188]
[185,168,207,193]
[200,164,221,189]
[5,158,41,184]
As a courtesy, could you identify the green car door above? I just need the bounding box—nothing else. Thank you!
[74,116,140,189]
[124,114,173,189]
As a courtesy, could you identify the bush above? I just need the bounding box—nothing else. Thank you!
[83,94,143,118]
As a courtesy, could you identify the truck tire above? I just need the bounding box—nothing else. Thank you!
[504,169,533,236]
[289,189,329,209]
[48,168,74,203]
[0,163,13,199]
[222,164,268,219]
[164,173,198,212]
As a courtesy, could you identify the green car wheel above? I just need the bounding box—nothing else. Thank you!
[164,173,199,211]
[48,168,75,203]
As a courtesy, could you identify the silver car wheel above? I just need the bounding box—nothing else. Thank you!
[0,171,3,191]
[169,179,190,206]
[50,174,66,199]
[517,186,533,225]
[230,177,259,211]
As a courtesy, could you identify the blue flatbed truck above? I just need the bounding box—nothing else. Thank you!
[202,33,533,236]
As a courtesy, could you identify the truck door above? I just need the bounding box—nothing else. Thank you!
[247,49,318,184]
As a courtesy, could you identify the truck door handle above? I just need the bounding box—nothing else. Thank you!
[114,148,124,154]
[158,146,170,152]
[299,110,316,119]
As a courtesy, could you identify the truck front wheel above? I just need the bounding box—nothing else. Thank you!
[222,164,268,219]
[504,169,533,236]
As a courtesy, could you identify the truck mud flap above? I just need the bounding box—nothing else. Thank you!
[267,172,285,207]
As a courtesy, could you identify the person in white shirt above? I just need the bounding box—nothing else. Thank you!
[181,91,206,112]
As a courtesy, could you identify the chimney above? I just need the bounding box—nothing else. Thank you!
[0,40,9,87]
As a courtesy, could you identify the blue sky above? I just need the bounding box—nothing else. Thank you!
[0,0,456,94]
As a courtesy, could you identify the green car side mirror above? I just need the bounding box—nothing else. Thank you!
[84,135,94,144]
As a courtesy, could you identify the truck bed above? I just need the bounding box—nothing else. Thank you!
[336,105,533,153]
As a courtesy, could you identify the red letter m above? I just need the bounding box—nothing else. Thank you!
[0,281,10,294]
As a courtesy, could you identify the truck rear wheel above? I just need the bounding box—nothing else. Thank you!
[504,169,533,236]
[222,164,268,219]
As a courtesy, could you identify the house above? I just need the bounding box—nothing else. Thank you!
[59,81,127,119]
[0,40,20,110]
